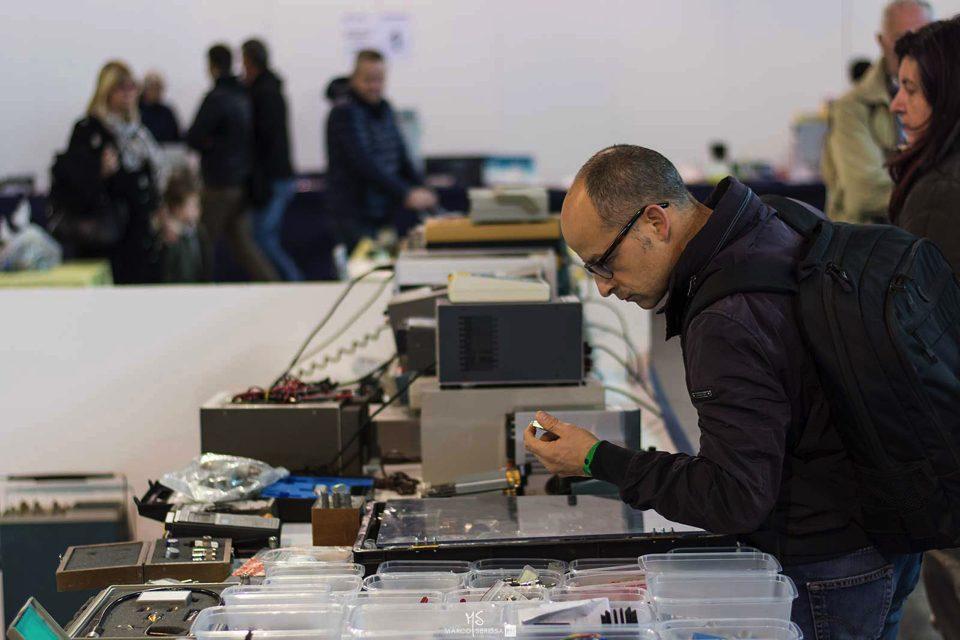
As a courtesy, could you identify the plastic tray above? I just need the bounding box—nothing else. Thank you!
[471,558,568,572]
[255,546,354,567]
[221,585,332,607]
[648,574,798,621]
[568,557,639,574]
[362,573,464,592]
[550,586,647,603]
[444,587,548,603]
[376,560,473,576]
[262,574,363,593]
[564,569,646,588]
[640,550,781,577]
[658,618,803,639]
[508,598,657,639]
[343,602,507,638]
[336,591,444,605]
[266,562,366,577]
[466,569,564,589]
[191,605,344,640]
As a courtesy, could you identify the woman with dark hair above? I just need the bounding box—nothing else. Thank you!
[888,15,960,273]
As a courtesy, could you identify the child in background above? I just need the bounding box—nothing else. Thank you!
[157,167,207,283]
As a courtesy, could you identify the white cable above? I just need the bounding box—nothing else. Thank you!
[602,383,663,419]
[293,322,392,380]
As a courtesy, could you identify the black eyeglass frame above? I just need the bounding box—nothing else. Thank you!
[583,202,669,279]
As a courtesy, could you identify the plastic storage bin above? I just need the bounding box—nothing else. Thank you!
[550,586,647,603]
[221,585,331,607]
[376,560,472,576]
[640,551,781,578]
[658,618,803,639]
[343,602,507,638]
[362,573,464,592]
[191,605,344,640]
[564,569,646,588]
[466,569,564,589]
[266,562,365,577]
[507,598,658,640]
[648,574,798,621]
[472,558,568,572]
[444,586,548,603]
[262,574,363,593]
[255,546,353,566]
[568,557,639,574]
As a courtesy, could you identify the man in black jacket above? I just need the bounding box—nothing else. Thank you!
[326,49,436,248]
[242,38,302,281]
[524,145,923,638]
[187,44,277,282]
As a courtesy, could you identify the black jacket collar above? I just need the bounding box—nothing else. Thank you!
[661,177,758,339]
[348,88,388,118]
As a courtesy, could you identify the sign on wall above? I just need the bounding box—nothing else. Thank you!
[341,12,411,60]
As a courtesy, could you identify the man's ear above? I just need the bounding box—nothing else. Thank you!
[643,204,671,242]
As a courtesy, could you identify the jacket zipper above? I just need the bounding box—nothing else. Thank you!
[821,228,891,468]
[885,238,960,463]
[687,188,752,297]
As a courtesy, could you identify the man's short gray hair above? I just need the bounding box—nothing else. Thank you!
[575,145,692,229]
[882,0,934,32]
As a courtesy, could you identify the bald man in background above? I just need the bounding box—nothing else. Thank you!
[821,0,932,223]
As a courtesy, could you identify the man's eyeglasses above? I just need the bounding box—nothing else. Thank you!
[583,202,669,279]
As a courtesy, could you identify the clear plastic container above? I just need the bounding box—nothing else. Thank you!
[362,573,464,592]
[507,598,658,640]
[564,569,646,589]
[221,585,332,607]
[466,569,564,589]
[266,562,365,578]
[262,574,363,593]
[335,591,444,605]
[648,574,798,621]
[667,546,759,554]
[515,625,660,639]
[343,602,507,638]
[191,605,344,640]
[550,586,647,603]
[658,618,803,639]
[471,558,568,573]
[255,546,353,566]
[444,586,548,603]
[568,557,639,574]
[376,560,473,576]
[640,551,781,578]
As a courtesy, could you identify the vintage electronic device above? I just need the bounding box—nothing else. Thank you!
[353,495,731,574]
[199,392,371,475]
[469,187,550,224]
[56,542,150,592]
[422,215,562,247]
[143,537,232,583]
[436,297,583,387]
[164,510,280,554]
[394,247,557,293]
[386,288,446,372]
[372,405,421,462]
[63,583,227,639]
[1,474,129,629]
[512,408,642,470]
[7,598,69,640]
[419,378,604,483]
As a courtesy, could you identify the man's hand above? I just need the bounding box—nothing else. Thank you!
[523,411,599,477]
[404,187,438,211]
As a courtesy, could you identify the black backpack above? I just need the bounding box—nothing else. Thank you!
[684,195,960,553]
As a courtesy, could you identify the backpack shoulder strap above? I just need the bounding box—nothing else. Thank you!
[683,258,799,333]
[761,194,824,238]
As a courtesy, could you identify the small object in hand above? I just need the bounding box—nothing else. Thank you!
[530,419,558,441]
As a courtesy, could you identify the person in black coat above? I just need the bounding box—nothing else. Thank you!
[325,49,437,248]
[139,72,181,144]
[51,60,165,284]
[241,38,302,281]
[187,44,277,281]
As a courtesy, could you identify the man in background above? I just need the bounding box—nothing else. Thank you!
[242,38,302,281]
[139,71,181,144]
[187,44,277,282]
[326,49,436,249]
[821,0,932,223]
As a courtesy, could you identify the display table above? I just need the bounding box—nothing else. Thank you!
[0,260,112,288]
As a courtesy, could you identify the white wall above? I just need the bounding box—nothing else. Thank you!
[2,0,958,190]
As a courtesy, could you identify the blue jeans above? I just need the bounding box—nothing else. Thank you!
[783,547,922,639]
[253,177,303,281]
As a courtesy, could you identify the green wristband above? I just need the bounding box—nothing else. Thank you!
[583,441,602,477]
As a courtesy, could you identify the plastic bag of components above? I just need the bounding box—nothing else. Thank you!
[160,453,289,503]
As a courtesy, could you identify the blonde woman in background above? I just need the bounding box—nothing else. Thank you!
[50,60,166,283]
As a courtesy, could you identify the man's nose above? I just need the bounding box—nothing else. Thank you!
[594,275,615,298]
